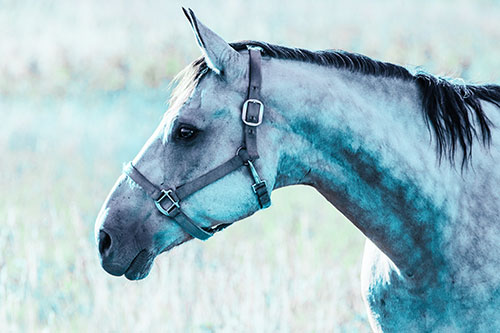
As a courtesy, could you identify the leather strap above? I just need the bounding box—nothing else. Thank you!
[123,163,163,200]
[244,48,262,159]
[175,150,249,200]
[242,48,270,208]
[161,204,213,240]
[123,48,270,241]
[124,162,213,240]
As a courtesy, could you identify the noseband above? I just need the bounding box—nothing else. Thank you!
[124,48,271,240]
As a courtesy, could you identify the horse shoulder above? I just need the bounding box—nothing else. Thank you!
[360,239,423,332]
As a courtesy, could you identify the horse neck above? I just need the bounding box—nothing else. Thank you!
[264,59,458,281]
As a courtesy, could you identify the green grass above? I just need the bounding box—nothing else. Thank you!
[1,0,500,331]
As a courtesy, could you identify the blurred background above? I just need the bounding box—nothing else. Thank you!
[1,0,499,331]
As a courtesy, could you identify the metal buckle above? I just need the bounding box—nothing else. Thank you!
[154,189,179,217]
[247,159,268,195]
[252,180,267,194]
[241,99,264,126]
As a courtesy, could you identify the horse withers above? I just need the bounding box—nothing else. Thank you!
[95,8,500,332]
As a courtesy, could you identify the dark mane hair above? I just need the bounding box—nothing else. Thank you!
[174,40,500,166]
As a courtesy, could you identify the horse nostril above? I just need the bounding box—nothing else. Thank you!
[98,230,112,257]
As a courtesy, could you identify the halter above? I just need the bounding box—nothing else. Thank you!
[124,48,271,240]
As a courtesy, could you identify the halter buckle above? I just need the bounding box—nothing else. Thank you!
[241,99,264,126]
[155,189,180,217]
[246,160,271,209]
[252,180,271,209]
[252,180,267,193]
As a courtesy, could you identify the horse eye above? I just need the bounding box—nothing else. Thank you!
[176,126,198,140]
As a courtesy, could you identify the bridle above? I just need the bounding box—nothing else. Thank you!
[123,48,271,240]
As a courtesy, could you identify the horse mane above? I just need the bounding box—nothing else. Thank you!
[172,40,500,166]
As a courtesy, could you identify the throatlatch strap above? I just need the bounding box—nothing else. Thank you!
[244,48,262,159]
[242,48,270,209]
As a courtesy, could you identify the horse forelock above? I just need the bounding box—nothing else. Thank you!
[174,40,500,165]
[167,57,208,112]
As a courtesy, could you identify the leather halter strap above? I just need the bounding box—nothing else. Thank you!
[124,48,270,240]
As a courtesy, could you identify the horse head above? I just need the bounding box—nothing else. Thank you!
[94,9,282,280]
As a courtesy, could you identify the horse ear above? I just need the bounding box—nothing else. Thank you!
[182,8,242,76]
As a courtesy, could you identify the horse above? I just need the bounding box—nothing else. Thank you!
[95,8,500,332]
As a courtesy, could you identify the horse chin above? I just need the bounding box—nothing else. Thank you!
[159,234,193,254]
[123,236,191,280]
[124,249,156,280]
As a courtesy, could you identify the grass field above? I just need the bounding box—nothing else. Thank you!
[1,0,500,331]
